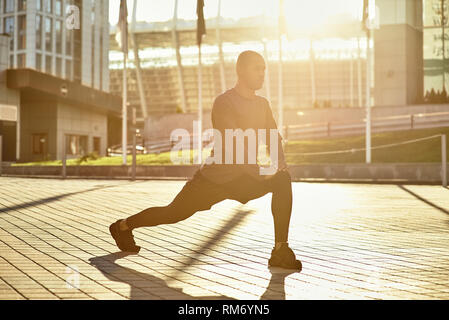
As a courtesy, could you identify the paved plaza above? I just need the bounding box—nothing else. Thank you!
[1,176,449,300]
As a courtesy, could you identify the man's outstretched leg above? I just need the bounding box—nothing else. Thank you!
[225,170,301,270]
[109,203,196,253]
[266,171,301,270]
[109,172,227,253]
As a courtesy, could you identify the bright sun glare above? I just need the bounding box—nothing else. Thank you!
[109,0,364,27]
[109,0,367,68]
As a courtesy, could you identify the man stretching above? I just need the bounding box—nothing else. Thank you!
[110,50,301,270]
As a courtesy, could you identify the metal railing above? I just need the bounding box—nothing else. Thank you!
[286,134,447,187]
[142,112,449,155]
[284,111,449,141]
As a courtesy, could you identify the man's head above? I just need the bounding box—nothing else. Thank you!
[236,50,266,91]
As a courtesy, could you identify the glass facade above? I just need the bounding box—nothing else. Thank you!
[0,0,88,82]
[45,55,51,73]
[0,0,109,92]
[36,53,42,70]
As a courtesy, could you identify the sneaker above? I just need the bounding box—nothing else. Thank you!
[109,220,141,253]
[268,243,302,271]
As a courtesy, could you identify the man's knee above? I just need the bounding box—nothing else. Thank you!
[275,170,292,186]
[268,170,292,195]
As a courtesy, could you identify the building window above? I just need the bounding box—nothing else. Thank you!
[66,28,72,56]
[93,137,101,155]
[45,55,52,73]
[4,16,14,51]
[56,57,61,76]
[36,0,42,11]
[45,0,52,13]
[66,135,87,156]
[55,20,62,54]
[55,0,61,16]
[36,53,42,70]
[65,59,72,79]
[18,0,27,11]
[45,17,52,52]
[36,15,42,50]
[18,15,27,50]
[4,0,14,13]
[65,0,74,57]
[32,134,48,155]
[17,53,26,68]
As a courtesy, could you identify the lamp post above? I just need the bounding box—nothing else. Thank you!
[363,0,379,164]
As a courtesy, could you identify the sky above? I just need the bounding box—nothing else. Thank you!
[109,0,364,27]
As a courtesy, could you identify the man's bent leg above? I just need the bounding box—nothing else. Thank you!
[224,171,293,243]
[267,171,301,270]
[270,170,293,243]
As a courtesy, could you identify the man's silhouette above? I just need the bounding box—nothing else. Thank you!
[110,51,301,270]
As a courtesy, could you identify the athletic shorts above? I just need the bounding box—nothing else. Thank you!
[169,169,289,213]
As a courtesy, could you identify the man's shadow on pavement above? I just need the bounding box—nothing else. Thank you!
[89,252,298,300]
[89,252,233,300]
[260,267,298,300]
[88,208,250,299]
[89,206,300,300]
[0,183,144,215]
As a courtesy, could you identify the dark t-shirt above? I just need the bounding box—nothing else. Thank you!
[200,87,286,184]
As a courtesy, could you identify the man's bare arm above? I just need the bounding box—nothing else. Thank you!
[264,101,288,171]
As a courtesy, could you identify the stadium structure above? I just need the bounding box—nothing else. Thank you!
[109,13,370,122]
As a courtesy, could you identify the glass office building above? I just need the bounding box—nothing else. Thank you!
[0,0,120,164]
[0,0,110,92]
